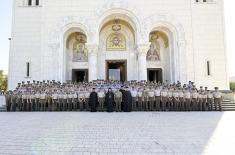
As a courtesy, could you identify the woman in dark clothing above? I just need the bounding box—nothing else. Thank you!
[88,88,98,112]
[105,88,115,112]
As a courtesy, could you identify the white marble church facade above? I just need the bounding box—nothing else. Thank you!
[8,0,229,90]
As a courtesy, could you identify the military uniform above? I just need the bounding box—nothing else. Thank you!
[114,90,122,112]
[213,88,222,111]
[184,89,191,111]
[73,92,78,111]
[98,90,105,111]
[62,92,68,111]
[52,92,58,111]
[154,87,161,111]
[191,90,199,111]
[84,90,90,111]
[143,88,149,111]
[78,91,85,111]
[35,92,40,111]
[161,88,168,111]
[207,91,214,111]
[22,92,27,111]
[167,89,173,111]
[173,89,179,111]
[30,92,36,111]
[137,89,143,111]
[178,89,185,111]
[68,92,73,111]
[130,88,138,111]
[148,88,155,111]
[40,92,46,111]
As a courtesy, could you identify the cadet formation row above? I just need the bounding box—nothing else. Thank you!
[4,80,223,112]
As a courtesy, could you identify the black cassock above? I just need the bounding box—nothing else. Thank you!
[122,90,132,112]
[105,92,115,112]
[88,92,98,112]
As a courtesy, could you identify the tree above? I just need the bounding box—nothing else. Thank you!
[0,70,7,91]
[230,82,235,92]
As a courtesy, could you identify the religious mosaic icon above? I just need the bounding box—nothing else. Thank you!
[106,33,126,51]
[147,31,168,61]
[72,33,88,62]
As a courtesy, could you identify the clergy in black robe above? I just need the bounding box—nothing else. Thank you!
[122,87,133,112]
[88,88,98,112]
[105,88,114,112]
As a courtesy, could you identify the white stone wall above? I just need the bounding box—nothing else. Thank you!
[8,0,228,90]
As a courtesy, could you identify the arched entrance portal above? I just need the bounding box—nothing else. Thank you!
[146,27,178,83]
[98,18,137,81]
[64,30,89,82]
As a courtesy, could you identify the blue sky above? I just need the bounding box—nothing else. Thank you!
[0,0,234,77]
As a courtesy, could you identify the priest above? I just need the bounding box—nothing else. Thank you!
[88,88,98,112]
[105,88,115,112]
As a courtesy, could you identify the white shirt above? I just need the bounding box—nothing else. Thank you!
[154,89,161,97]
[131,90,138,97]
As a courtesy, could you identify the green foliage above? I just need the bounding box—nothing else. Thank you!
[230,82,235,91]
[0,70,7,91]
[221,90,233,94]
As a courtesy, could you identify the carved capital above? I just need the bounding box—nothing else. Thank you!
[177,40,186,47]
[87,44,99,56]
[137,44,150,56]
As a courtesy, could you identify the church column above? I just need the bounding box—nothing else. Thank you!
[88,45,98,81]
[178,40,187,84]
[138,44,149,81]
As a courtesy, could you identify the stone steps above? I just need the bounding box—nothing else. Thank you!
[221,102,235,111]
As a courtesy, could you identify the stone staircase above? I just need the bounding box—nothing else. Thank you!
[221,101,235,111]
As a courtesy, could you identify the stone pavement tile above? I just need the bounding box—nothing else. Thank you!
[0,112,235,155]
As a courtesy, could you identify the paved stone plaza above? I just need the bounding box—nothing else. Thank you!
[0,112,235,155]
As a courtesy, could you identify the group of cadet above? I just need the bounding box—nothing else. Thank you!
[4,80,223,112]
